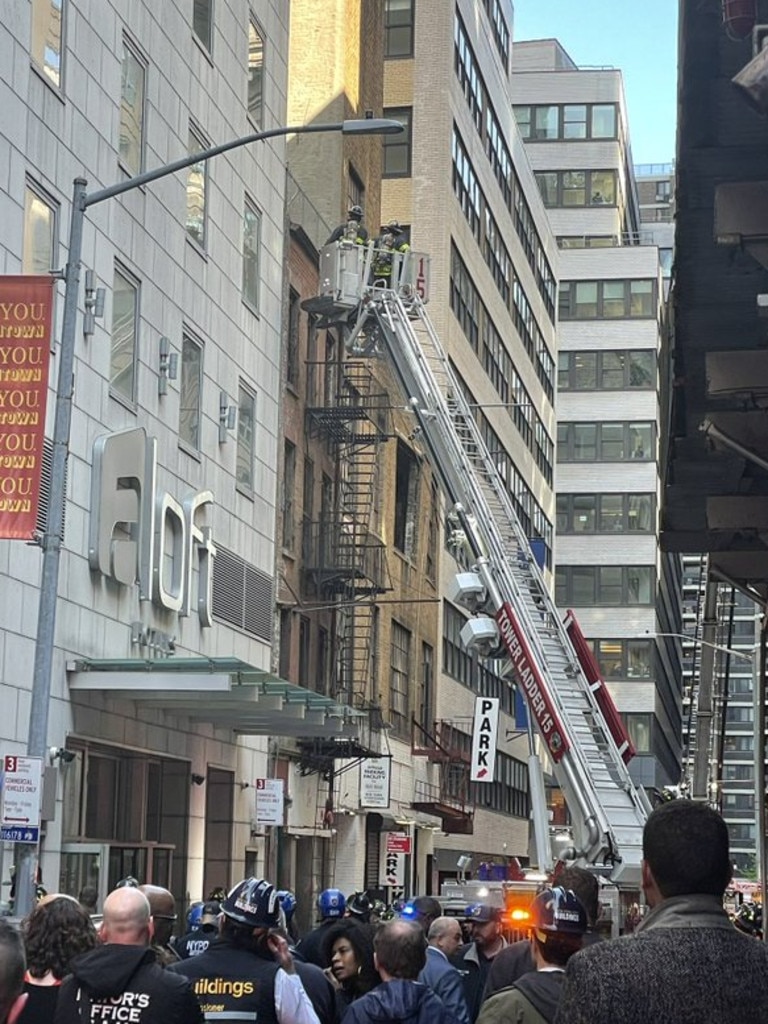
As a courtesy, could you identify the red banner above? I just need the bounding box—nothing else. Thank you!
[495,602,570,762]
[0,277,54,539]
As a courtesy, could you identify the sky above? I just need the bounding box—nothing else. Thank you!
[513,1,678,165]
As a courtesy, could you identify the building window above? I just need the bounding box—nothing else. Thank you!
[624,714,652,752]
[558,280,657,320]
[562,104,587,139]
[591,639,653,679]
[186,125,208,248]
[31,0,64,88]
[282,440,296,552]
[557,422,655,462]
[383,107,412,177]
[514,103,619,142]
[23,181,57,275]
[119,37,146,176]
[591,104,617,138]
[298,616,310,685]
[558,350,655,391]
[242,197,261,311]
[384,0,414,58]
[389,620,411,735]
[193,0,213,51]
[236,385,255,493]
[179,334,203,450]
[394,440,419,557]
[286,287,300,389]
[535,170,617,208]
[443,602,473,687]
[110,264,138,403]
[248,18,264,128]
[555,566,655,607]
[557,493,655,534]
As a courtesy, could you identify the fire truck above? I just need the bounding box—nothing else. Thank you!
[308,243,653,907]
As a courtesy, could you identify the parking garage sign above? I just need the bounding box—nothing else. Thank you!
[470,697,499,782]
[1,755,42,843]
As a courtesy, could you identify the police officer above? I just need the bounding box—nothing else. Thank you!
[174,900,221,959]
[169,878,320,1024]
[297,889,346,968]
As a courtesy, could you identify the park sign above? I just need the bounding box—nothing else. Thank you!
[0,277,54,539]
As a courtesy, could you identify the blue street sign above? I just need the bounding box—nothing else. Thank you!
[0,826,39,844]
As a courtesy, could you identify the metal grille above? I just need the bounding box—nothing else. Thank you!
[212,546,273,642]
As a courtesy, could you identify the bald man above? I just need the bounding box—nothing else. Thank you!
[420,917,470,1024]
[54,888,202,1023]
[139,884,181,965]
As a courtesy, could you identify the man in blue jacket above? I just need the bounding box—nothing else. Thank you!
[419,916,469,1024]
[343,919,450,1024]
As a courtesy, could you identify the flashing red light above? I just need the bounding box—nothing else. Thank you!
[723,0,757,40]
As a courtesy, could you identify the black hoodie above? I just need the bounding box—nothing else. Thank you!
[54,944,203,1024]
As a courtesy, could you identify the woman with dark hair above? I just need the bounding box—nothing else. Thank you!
[322,920,380,1017]
[19,894,98,1023]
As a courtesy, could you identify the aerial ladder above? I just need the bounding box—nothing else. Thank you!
[308,243,653,887]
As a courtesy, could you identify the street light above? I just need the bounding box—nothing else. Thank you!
[646,630,755,662]
[15,116,403,918]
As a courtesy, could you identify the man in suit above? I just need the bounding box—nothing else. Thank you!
[419,916,470,1024]
[555,799,768,1024]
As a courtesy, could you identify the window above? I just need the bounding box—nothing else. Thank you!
[624,714,652,752]
[555,566,655,606]
[282,440,296,551]
[179,334,203,450]
[298,616,310,685]
[562,171,586,206]
[514,103,619,142]
[383,107,412,177]
[23,182,57,275]
[119,38,146,176]
[193,0,213,51]
[532,106,559,140]
[559,280,657,320]
[558,349,656,390]
[286,287,300,389]
[31,0,64,88]
[535,170,617,208]
[186,125,208,247]
[248,19,264,128]
[591,104,617,138]
[558,422,655,462]
[242,198,261,310]
[592,639,653,680]
[110,265,138,402]
[390,620,411,735]
[394,440,419,557]
[385,0,414,58]
[562,105,587,139]
[236,385,255,492]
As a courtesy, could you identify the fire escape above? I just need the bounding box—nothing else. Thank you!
[411,718,475,834]
[300,358,393,777]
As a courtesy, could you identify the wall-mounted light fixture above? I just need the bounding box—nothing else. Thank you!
[83,270,105,339]
[219,392,237,443]
[158,336,179,396]
[48,746,76,766]
[191,773,206,786]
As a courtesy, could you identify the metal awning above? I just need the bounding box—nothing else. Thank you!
[67,657,365,739]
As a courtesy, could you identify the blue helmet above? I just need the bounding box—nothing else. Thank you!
[317,888,345,919]
[187,901,205,929]
[277,889,297,920]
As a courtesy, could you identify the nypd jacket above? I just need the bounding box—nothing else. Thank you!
[169,936,320,1024]
[54,944,203,1024]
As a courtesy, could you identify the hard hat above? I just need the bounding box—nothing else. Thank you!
[384,220,401,232]
[317,888,346,919]
[221,878,281,929]
[531,887,588,940]
[346,891,373,919]
[348,205,363,219]
[187,901,205,929]
[735,901,763,938]
[116,876,140,889]
[276,889,297,919]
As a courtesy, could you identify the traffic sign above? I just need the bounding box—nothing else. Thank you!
[1,755,42,841]
[254,778,284,826]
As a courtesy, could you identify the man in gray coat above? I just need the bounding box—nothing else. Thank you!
[555,799,768,1024]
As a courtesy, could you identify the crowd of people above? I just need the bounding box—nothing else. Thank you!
[1,801,768,1023]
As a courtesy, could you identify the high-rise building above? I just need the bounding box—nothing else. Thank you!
[511,40,682,791]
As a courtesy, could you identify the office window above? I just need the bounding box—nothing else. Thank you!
[558,422,655,462]
[394,440,419,556]
[31,0,64,88]
[558,349,656,391]
[179,334,203,450]
[385,0,414,58]
[562,104,587,139]
[383,107,412,177]
[556,566,655,607]
[242,198,261,311]
[110,265,138,402]
[535,170,617,208]
[236,385,255,492]
[591,104,617,138]
[624,714,652,752]
[562,171,586,206]
[515,103,619,142]
[590,170,616,204]
[193,0,213,51]
[248,19,264,128]
[532,105,559,140]
[119,38,146,176]
[593,639,653,679]
[559,280,657,320]
[23,182,57,275]
[515,106,531,139]
[390,620,411,735]
[186,126,208,247]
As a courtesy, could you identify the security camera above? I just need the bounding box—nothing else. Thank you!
[48,746,76,765]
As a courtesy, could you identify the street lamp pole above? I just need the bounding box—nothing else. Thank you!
[14,117,402,918]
